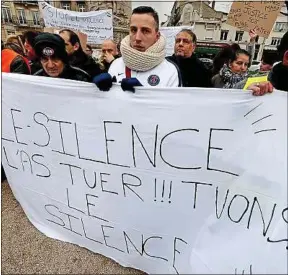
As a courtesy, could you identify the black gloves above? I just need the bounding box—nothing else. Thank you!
[92,73,116,91]
[121,78,142,92]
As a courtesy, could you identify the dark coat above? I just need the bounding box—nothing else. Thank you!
[167,54,212,87]
[268,62,288,92]
[70,50,101,78]
[30,59,42,75]
[9,55,31,74]
[34,65,91,82]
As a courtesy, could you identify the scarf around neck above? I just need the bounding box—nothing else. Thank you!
[120,35,166,72]
[220,64,248,89]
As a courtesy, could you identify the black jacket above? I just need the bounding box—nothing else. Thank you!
[167,54,212,87]
[70,50,101,78]
[10,55,31,74]
[34,65,91,82]
[30,59,42,75]
[268,62,288,92]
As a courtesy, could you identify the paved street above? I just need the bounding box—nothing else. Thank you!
[1,181,145,274]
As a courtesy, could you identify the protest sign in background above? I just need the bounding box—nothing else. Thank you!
[2,73,287,274]
[160,26,195,56]
[38,0,113,44]
[226,1,283,38]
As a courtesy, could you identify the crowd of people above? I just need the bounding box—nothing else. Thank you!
[2,5,288,95]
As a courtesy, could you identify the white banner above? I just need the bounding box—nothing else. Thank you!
[2,73,287,274]
[38,1,113,44]
[160,26,195,56]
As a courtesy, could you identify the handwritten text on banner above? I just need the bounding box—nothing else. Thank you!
[38,1,113,44]
[2,73,287,274]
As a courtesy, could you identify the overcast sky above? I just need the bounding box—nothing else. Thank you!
[131,1,233,23]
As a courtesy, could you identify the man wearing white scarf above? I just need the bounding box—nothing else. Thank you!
[93,6,181,91]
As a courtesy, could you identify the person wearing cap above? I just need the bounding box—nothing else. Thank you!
[33,33,91,82]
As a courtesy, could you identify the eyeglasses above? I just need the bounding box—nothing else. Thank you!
[175,38,192,45]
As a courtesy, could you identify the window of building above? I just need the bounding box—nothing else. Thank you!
[78,3,85,12]
[61,2,71,10]
[205,37,213,41]
[1,7,12,23]
[275,22,288,32]
[7,30,16,36]
[17,9,26,25]
[205,23,215,30]
[235,31,244,42]
[271,37,281,46]
[220,30,228,41]
[32,11,40,25]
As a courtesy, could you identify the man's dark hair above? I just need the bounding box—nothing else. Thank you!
[277,31,288,60]
[59,29,81,48]
[178,29,197,44]
[23,31,39,47]
[132,6,159,30]
[262,52,276,66]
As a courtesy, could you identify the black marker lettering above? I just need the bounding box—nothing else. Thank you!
[80,218,103,244]
[59,162,81,185]
[215,187,230,219]
[31,154,51,178]
[3,146,18,169]
[131,124,158,168]
[247,197,276,236]
[103,121,130,168]
[86,194,108,222]
[207,128,238,176]
[50,118,76,157]
[20,150,33,174]
[45,204,65,226]
[181,181,213,209]
[100,172,118,195]
[173,237,188,274]
[74,122,106,164]
[121,173,144,202]
[160,129,201,170]
[59,211,82,236]
[33,112,50,147]
[142,236,168,262]
[66,188,85,214]
[228,195,249,223]
[10,108,27,145]
[101,225,124,253]
[123,231,143,255]
[83,169,97,189]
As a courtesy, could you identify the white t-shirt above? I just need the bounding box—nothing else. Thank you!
[108,57,181,87]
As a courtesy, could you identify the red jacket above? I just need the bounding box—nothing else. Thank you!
[2,48,31,74]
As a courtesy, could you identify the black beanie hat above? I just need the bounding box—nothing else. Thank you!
[34,33,69,63]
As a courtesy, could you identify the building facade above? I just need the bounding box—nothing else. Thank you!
[1,0,43,42]
[163,0,288,60]
[1,1,131,46]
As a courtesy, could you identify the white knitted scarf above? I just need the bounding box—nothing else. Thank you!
[120,35,166,72]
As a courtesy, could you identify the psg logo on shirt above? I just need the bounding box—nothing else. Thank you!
[148,75,160,86]
[42,47,54,57]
